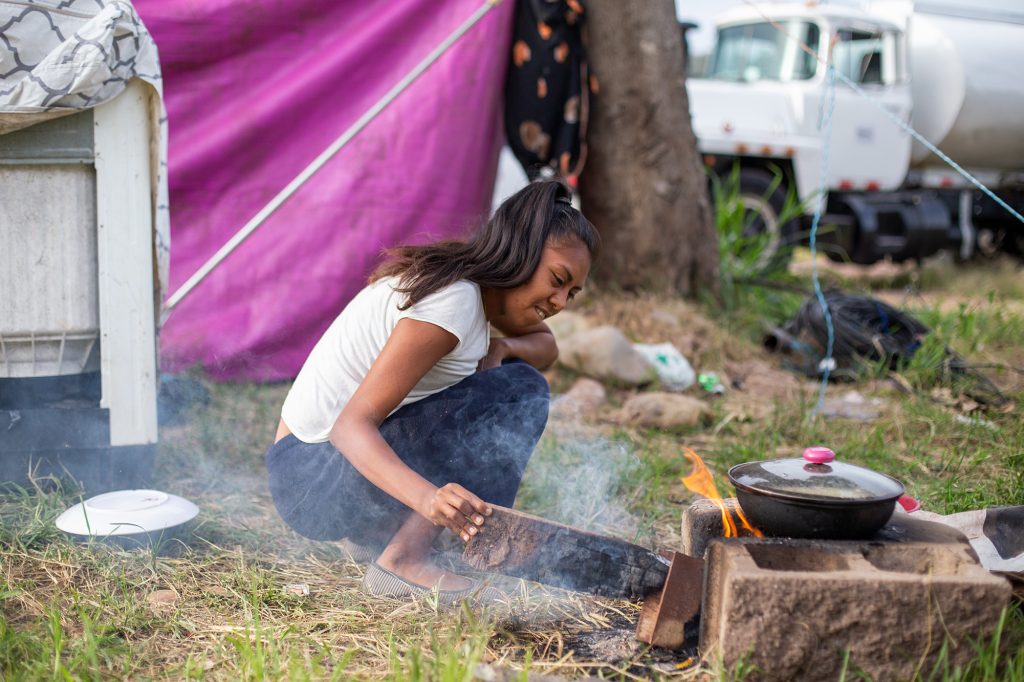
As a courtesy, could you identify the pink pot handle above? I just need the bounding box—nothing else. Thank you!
[803,446,836,464]
[897,495,921,513]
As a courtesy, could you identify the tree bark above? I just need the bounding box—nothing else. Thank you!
[579,0,719,295]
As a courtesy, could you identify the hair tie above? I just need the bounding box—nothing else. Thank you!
[555,196,572,206]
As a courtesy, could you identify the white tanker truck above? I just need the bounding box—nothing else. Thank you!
[685,0,1024,264]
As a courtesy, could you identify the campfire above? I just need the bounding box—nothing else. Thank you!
[672,448,1012,681]
[459,445,1012,680]
[680,448,761,539]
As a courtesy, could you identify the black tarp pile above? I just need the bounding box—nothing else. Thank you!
[764,290,1007,406]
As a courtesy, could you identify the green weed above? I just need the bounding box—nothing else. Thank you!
[710,163,808,318]
[924,607,1024,681]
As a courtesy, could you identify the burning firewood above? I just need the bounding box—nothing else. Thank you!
[462,505,670,600]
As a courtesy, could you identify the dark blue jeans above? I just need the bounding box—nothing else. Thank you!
[266,361,549,546]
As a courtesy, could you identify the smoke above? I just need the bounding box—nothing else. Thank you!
[157,372,211,428]
[154,361,652,597]
[149,367,301,554]
[518,428,643,541]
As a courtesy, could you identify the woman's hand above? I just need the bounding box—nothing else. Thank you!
[422,483,492,541]
[477,337,510,371]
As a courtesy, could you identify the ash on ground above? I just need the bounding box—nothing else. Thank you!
[560,610,699,676]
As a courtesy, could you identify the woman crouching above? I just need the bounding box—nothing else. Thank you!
[266,179,599,602]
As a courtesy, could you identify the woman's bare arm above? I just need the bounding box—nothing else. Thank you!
[329,318,490,540]
[479,322,558,371]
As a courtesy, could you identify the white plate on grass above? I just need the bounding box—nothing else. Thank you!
[56,489,199,537]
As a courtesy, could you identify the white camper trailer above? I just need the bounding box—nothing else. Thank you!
[0,81,160,492]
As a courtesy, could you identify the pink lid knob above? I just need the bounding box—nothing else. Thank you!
[803,446,836,464]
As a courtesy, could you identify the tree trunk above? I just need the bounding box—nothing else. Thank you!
[579,0,718,295]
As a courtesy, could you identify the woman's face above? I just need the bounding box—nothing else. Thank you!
[486,237,592,333]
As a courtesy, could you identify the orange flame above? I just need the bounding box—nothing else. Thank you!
[681,448,762,538]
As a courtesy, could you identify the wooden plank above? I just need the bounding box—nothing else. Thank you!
[462,505,670,600]
[636,550,704,649]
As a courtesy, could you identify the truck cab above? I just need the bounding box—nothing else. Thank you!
[687,1,1024,265]
[687,5,938,264]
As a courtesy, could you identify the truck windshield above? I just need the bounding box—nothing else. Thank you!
[707,21,820,82]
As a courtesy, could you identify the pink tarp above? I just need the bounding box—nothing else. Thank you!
[137,0,513,381]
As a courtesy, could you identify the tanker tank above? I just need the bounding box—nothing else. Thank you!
[893,2,1024,171]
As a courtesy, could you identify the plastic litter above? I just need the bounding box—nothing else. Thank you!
[954,414,999,431]
[633,342,695,391]
[697,372,726,395]
[283,583,310,597]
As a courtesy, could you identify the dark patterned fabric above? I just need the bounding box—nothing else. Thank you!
[504,0,594,184]
[984,507,1024,560]
[265,361,549,546]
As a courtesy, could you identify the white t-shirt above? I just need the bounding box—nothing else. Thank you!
[281,276,490,443]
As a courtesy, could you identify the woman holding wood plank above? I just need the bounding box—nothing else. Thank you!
[265,180,599,603]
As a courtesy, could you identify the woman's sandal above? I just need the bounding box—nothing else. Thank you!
[361,562,504,606]
[338,538,381,564]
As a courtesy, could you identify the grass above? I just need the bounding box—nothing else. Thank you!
[2,255,1023,679]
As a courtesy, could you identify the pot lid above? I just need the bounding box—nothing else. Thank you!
[729,447,904,503]
[55,489,199,537]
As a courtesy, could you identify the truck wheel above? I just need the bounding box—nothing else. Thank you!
[738,168,798,269]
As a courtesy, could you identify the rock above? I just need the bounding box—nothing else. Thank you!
[649,308,681,328]
[790,256,917,285]
[821,390,885,421]
[722,360,810,420]
[725,360,804,401]
[564,377,606,409]
[620,392,711,429]
[146,589,179,608]
[545,311,592,347]
[558,326,654,386]
[550,377,606,419]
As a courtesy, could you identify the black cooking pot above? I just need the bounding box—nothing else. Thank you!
[728,447,905,539]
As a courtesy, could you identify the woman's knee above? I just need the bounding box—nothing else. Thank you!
[487,362,550,435]
[495,360,550,400]
[381,362,549,471]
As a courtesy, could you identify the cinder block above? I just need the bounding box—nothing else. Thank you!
[699,536,1012,681]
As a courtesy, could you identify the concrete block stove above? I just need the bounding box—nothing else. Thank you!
[684,499,1012,681]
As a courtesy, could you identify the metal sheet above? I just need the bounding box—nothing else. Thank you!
[0,164,99,377]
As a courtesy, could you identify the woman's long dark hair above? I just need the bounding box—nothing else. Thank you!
[372,179,599,308]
